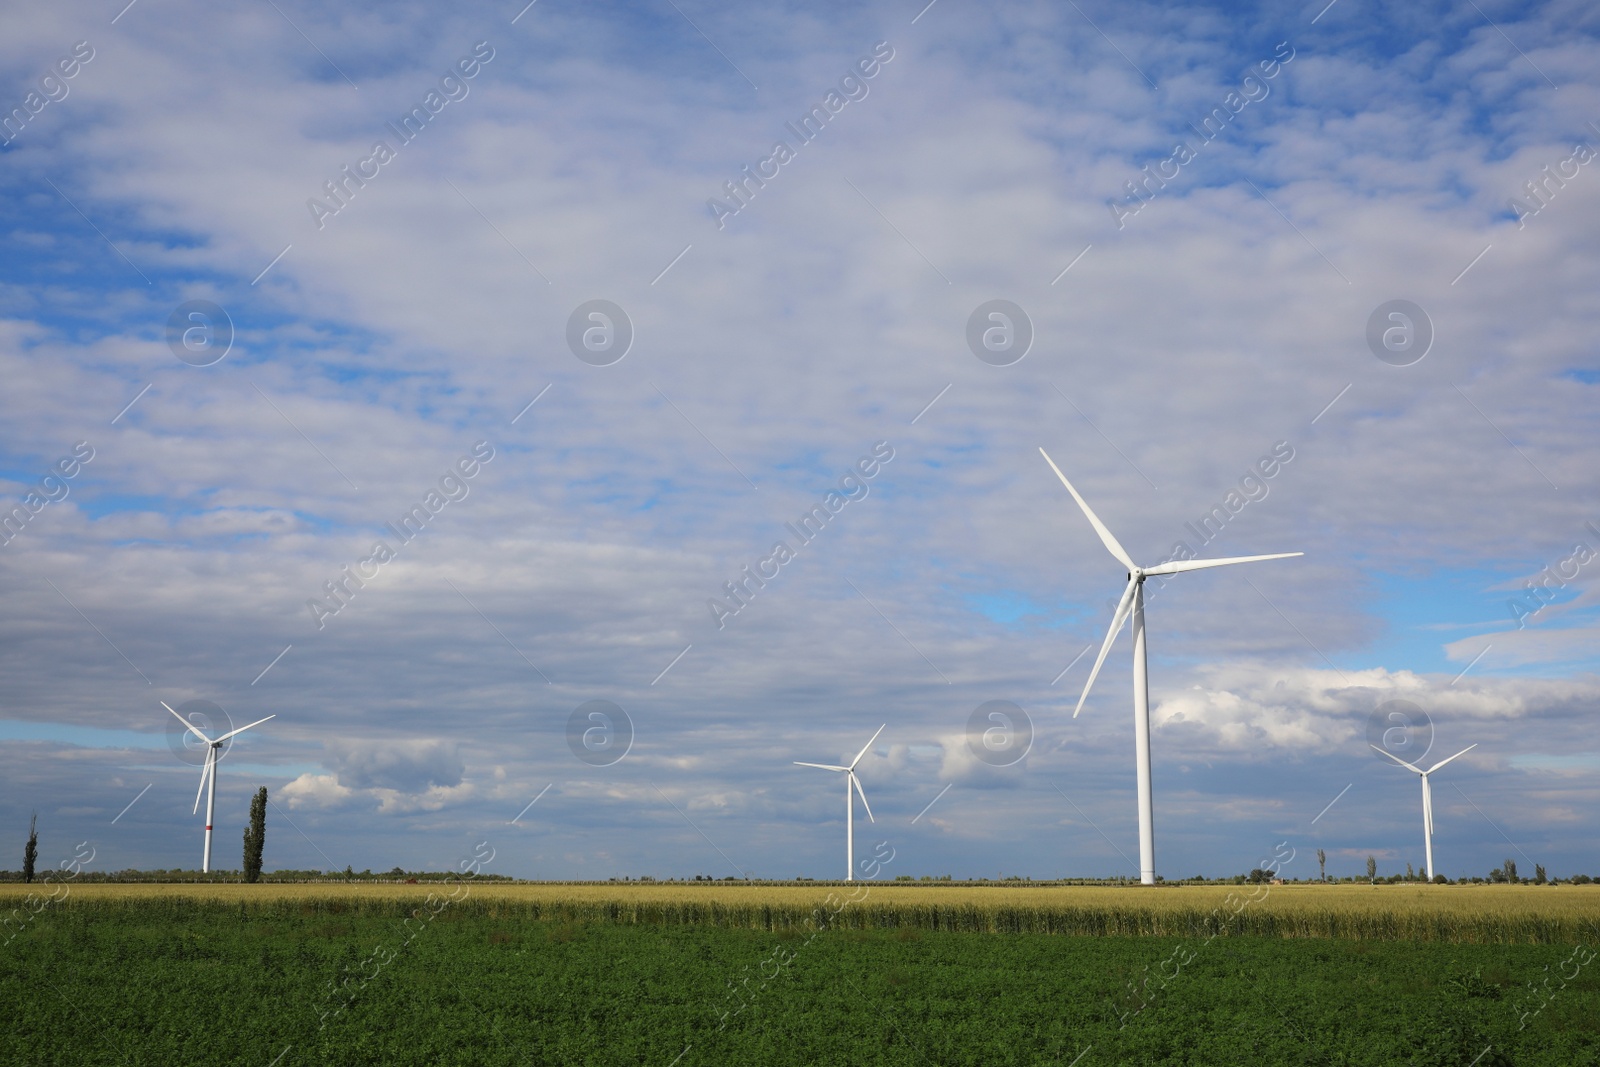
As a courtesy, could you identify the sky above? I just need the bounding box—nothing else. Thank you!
[1,0,1597,884]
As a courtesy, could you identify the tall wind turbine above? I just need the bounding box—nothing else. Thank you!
[164,701,275,873]
[1371,742,1476,881]
[1041,449,1301,885]
[795,725,884,881]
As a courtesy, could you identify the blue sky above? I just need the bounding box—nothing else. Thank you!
[1,0,1597,884]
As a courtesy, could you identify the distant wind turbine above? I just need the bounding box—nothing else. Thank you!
[1370,742,1477,881]
[795,725,884,881]
[1041,448,1302,885]
[164,701,275,873]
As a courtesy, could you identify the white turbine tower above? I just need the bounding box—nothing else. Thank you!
[795,725,884,881]
[1370,742,1477,881]
[1041,449,1302,885]
[164,701,275,873]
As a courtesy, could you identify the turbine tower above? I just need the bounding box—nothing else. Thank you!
[165,702,275,873]
[1371,742,1477,881]
[1041,448,1301,885]
[795,725,884,881]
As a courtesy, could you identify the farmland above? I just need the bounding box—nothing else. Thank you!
[3,884,1598,1065]
[7,880,1596,942]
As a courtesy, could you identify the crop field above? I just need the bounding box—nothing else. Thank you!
[4,885,1599,1065]
[9,880,1597,942]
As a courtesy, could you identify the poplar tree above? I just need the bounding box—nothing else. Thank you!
[23,813,38,884]
[242,788,267,883]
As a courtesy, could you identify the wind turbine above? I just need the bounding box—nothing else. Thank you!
[795,725,884,881]
[1041,448,1301,885]
[1370,742,1477,881]
[164,701,275,873]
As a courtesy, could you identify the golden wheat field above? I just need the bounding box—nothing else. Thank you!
[7,881,1598,943]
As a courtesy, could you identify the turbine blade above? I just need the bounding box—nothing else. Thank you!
[1074,577,1137,718]
[1425,743,1477,775]
[164,701,213,744]
[1141,552,1303,576]
[215,714,276,743]
[192,750,213,815]
[848,725,886,771]
[1039,448,1135,570]
[1369,743,1424,775]
[852,773,874,823]
[794,762,847,772]
[1424,777,1434,835]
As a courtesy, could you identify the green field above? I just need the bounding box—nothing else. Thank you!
[4,888,1599,1065]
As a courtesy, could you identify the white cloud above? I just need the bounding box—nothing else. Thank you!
[277,739,471,814]
[1152,663,1600,759]
[279,772,356,810]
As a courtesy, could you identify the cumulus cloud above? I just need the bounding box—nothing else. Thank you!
[326,738,464,793]
[1152,663,1600,759]
[281,772,474,815]
[935,731,1033,787]
[279,773,356,810]
[278,739,472,815]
